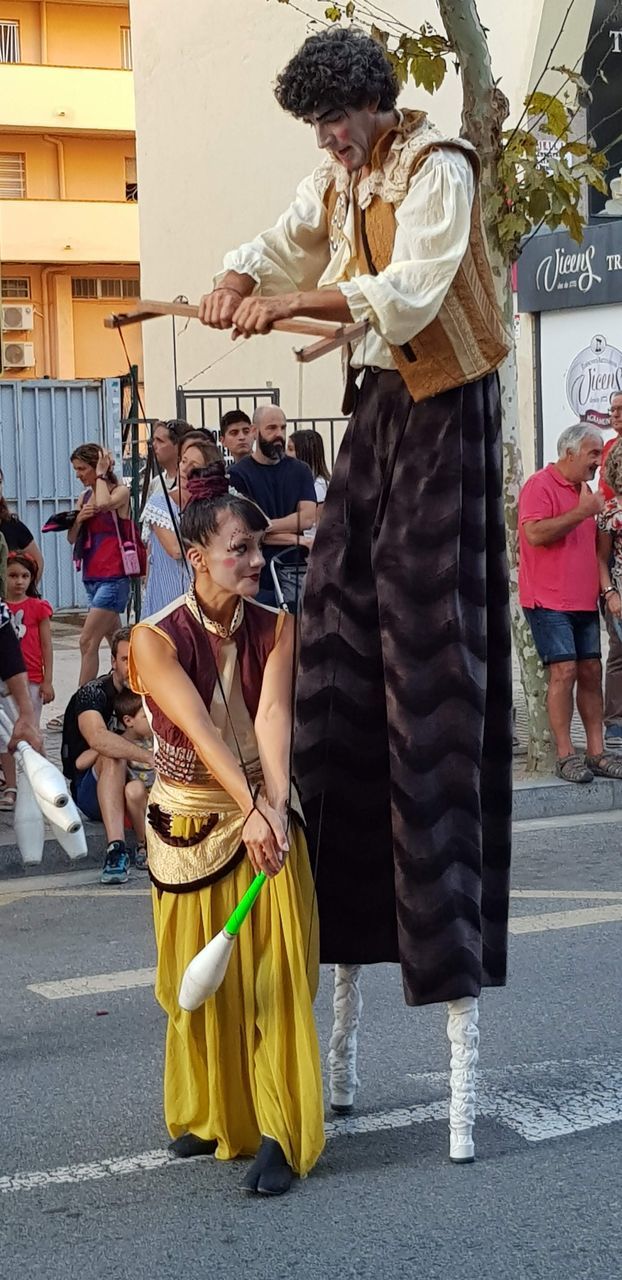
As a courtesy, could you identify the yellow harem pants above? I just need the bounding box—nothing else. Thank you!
[151,825,325,1177]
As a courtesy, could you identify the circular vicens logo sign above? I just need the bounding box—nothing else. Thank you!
[566,335,622,426]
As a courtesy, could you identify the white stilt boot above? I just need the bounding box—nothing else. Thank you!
[446,996,479,1163]
[328,964,363,1114]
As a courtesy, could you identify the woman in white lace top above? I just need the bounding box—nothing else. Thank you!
[141,434,220,618]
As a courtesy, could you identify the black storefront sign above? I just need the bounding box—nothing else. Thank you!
[517,220,622,312]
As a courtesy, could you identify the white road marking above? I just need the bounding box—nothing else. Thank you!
[509,904,622,934]
[27,968,156,1000]
[2,877,621,907]
[512,889,622,900]
[2,1058,622,1195]
[26,902,622,1001]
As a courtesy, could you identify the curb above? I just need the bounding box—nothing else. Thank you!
[513,774,622,821]
[1,772,617,879]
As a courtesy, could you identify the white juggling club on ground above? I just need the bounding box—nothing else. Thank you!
[0,711,44,865]
[13,764,46,865]
[179,872,266,1011]
[0,709,87,864]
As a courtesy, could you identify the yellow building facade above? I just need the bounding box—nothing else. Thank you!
[0,0,142,380]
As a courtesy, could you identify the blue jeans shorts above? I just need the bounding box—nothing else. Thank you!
[73,767,101,822]
[83,576,130,613]
[523,607,601,666]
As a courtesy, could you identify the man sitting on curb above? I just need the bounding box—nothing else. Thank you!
[519,423,622,785]
[61,626,154,883]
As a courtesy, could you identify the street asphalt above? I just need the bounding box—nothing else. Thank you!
[1,831,621,1280]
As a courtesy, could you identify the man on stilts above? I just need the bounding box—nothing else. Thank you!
[199,26,513,1163]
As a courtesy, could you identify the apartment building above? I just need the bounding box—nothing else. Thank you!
[0,0,142,380]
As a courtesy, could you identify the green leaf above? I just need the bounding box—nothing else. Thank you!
[526,91,569,138]
[388,51,409,88]
[561,206,584,243]
[345,0,355,15]
[325,4,342,20]
[559,140,591,159]
[370,23,388,48]
[527,187,550,223]
[409,51,446,94]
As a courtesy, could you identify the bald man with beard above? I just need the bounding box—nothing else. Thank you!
[228,405,317,605]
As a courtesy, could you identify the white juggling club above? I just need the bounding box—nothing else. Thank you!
[37,793,87,859]
[36,792,82,834]
[48,817,88,861]
[179,872,266,1011]
[13,764,46,865]
[0,709,86,862]
[15,739,70,808]
[0,710,45,865]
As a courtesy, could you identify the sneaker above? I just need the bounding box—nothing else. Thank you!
[604,725,622,750]
[134,844,148,871]
[100,841,130,886]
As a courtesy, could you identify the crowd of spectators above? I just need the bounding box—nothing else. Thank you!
[3,388,622,885]
[0,408,328,882]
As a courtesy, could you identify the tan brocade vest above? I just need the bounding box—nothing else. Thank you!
[323,112,511,403]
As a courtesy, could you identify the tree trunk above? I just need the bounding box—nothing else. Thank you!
[436,0,552,771]
[496,293,552,772]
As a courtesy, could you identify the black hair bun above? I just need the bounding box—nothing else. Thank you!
[186,461,229,503]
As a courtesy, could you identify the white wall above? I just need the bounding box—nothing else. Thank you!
[129,0,545,423]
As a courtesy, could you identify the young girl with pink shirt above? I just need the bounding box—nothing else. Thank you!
[0,553,54,811]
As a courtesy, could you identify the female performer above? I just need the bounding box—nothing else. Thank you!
[129,461,324,1196]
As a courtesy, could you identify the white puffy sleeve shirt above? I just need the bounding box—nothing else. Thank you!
[220,148,474,369]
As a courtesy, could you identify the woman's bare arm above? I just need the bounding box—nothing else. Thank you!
[151,523,183,559]
[131,626,253,812]
[91,479,131,515]
[254,614,295,818]
[131,625,287,874]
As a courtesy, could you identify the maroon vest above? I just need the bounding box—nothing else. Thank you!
[146,598,278,782]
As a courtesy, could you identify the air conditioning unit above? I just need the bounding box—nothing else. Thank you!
[1,304,34,332]
[2,341,35,369]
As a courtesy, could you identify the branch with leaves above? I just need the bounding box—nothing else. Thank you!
[275,0,611,260]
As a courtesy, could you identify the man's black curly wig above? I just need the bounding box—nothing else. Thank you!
[274,27,399,119]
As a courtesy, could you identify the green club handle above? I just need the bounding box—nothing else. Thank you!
[224,872,267,937]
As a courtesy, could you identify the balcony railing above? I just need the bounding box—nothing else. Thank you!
[0,199,139,263]
[0,64,135,133]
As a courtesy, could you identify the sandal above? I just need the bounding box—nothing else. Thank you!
[585,752,622,779]
[555,754,593,784]
[134,844,148,871]
[46,715,64,731]
[0,787,17,811]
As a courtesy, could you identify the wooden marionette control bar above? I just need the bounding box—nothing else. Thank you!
[104,299,368,363]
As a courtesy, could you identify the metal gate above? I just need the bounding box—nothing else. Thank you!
[0,378,122,610]
[176,386,280,433]
[175,386,346,466]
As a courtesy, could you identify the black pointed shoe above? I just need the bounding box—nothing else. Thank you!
[240,1137,293,1197]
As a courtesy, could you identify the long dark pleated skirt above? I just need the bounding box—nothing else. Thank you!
[294,369,512,1008]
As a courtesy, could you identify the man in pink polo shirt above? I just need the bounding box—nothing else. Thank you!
[519,422,622,784]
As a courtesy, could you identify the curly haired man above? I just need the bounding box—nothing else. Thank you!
[199,27,513,1163]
